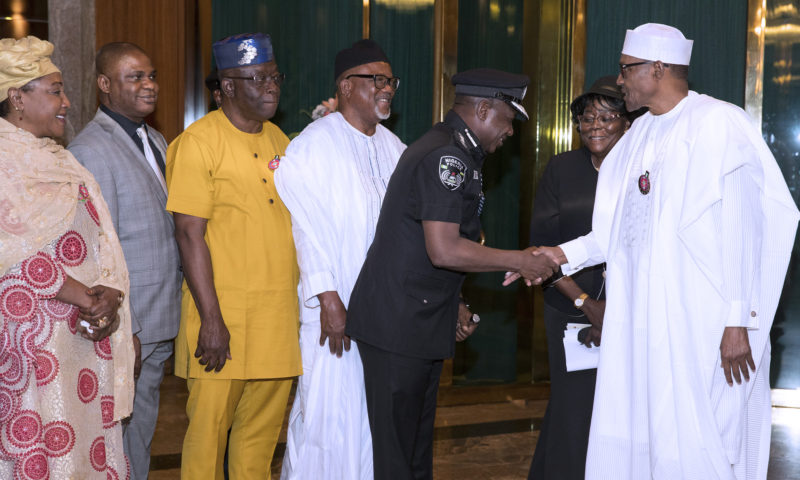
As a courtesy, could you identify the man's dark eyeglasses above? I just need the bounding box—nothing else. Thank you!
[619,61,670,77]
[224,72,286,87]
[345,74,400,90]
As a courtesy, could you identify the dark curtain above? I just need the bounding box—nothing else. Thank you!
[211,0,434,143]
[455,0,525,384]
[369,2,435,144]
[211,0,363,136]
[585,0,747,107]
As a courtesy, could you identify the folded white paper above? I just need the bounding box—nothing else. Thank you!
[563,323,600,372]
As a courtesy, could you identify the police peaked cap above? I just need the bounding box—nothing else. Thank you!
[452,68,530,121]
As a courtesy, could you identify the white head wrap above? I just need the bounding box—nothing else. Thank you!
[621,23,693,66]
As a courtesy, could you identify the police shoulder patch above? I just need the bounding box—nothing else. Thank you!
[439,155,467,191]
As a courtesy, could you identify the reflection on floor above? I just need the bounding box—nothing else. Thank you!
[149,375,800,479]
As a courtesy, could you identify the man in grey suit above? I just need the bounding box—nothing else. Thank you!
[69,42,182,480]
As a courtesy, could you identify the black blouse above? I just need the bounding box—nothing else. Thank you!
[530,147,606,315]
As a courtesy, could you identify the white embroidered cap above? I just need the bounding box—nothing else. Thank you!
[621,23,693,65]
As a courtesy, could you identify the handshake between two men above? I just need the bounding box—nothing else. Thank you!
[502,245,566,287]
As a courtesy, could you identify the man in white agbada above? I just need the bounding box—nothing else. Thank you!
[536,23,799,479]
[274,39,406,479]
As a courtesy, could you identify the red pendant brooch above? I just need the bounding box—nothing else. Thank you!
[638,171,650,195]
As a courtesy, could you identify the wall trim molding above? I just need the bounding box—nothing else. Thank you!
[745,0,766,130]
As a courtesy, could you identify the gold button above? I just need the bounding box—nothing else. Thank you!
[102,268,110,277]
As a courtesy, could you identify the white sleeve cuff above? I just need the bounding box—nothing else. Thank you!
[301,271,337,308]
[724,300,759,329]
[560,237,590,276]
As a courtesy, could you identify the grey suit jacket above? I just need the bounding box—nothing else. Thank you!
[69,108,181,344]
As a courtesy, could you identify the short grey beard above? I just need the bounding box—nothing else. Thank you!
[376,105,391,120]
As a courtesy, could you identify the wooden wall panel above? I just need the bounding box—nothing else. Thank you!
[95,0,191,142]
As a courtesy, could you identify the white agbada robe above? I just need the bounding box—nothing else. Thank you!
[560,92,798,480]
[274,112,405,480]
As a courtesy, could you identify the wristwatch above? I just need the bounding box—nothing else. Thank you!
[574,293,589,309]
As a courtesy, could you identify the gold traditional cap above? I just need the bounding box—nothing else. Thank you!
[0,36,61,102]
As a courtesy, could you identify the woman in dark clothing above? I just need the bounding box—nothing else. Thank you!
[527,76,641,480]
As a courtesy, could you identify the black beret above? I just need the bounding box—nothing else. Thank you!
[452,68,530,121]
[334,39,390,81]
[576,75,623,102]
[569,75,627,121]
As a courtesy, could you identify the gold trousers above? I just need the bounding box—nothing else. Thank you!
[181,377,293,479]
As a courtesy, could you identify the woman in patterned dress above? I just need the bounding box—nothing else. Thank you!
[0,36,134,479]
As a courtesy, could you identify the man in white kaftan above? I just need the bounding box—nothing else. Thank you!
[274,39,406,480]
[538,24,799,480]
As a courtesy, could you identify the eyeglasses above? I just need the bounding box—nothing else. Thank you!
[345,74,400,90]
[578,113,623,127]
[619,61,654,77]
[224,72,286,87]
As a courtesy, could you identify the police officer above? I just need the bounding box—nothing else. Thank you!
[346,68,558,480]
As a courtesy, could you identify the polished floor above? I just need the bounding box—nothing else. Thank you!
[148,374,800,479]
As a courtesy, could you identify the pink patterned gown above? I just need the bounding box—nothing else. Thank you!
[0,185,129,480]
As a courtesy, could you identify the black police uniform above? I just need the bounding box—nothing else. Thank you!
[346,110,485,480]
